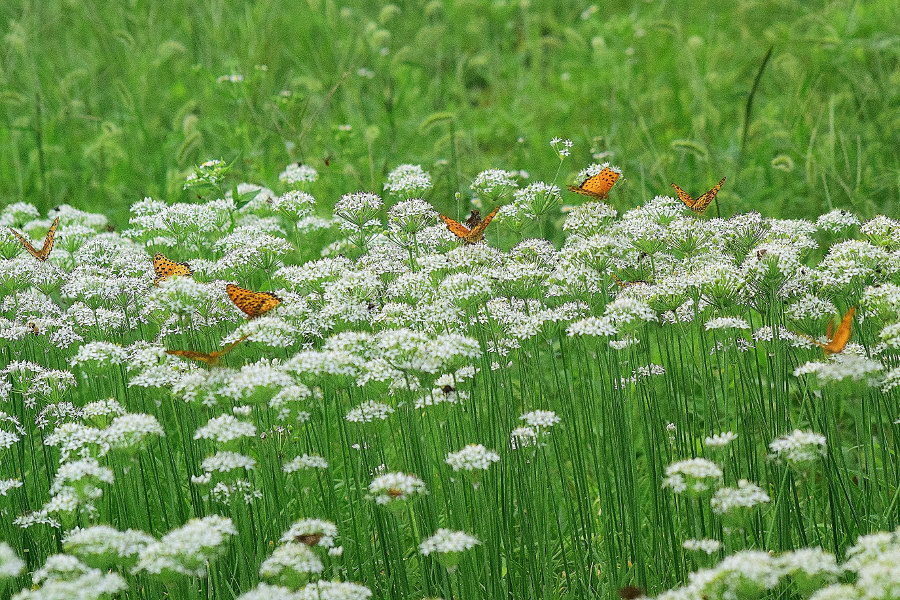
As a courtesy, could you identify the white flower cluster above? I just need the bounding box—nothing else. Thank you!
[445,444,500,472]
[368,472,427,504]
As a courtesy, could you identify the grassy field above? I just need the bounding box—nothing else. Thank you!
[1,1,899,223]
[1,1,900,600]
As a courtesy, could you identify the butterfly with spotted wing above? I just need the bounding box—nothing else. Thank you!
[8,217,60,261]
[568,164,621,200]
[226,284,282,319]
[439,206,501,244]
[671,177,726,214]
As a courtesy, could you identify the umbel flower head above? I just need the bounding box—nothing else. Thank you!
[133,515,236,580]
[769,429,827,469]
[368,472,427,506]
[419,528,480,571]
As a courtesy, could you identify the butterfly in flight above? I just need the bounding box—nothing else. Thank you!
[800,306,856,355]
[568,164,621,200]
[153,252,193,286]
[439,206,501,244]
[8,217,60,261]
[671,177,726,214]
[226,283,282,319]
[166,334,251,366]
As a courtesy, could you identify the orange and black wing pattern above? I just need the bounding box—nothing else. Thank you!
[153,252,193,286]
[568,165,620,200]
[441,206,500,244]
[166,334,250,366]
[226,283,282,319]
[466,206,501,243]
[8,217,59,261]
[439,214,472,240]
[671,177,726,214]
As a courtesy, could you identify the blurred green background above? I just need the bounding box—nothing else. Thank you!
[0,0,898,224]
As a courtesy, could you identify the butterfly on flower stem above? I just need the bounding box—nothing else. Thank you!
[463,210,482,229]
[8,217,60,261]
[226,283,282,319]
[166,334,251,366]
[567,165,621,200]
[153,252,193,286]
[799,306,856,355]
[439,206,501,244]
[671,177,726,214]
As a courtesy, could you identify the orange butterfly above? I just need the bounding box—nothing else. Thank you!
[226,283,282,319]
[800,307,856,355]
[439,206,501,244]
[166,334,251,366]
[568,164,621,200]
[153,252,193,286]
[611,273,648,289]
[8,217,60,261]
[671,177,726,214]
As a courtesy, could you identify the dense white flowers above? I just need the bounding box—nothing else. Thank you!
[368,472,427,505]
[445,444,500,472]
[662,458,723,495]
[419,529,480,555]
[769,430,827,467]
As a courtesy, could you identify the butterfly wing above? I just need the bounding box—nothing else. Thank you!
[8,227,40,258]
[466,206,501,242]
[439,214,472,239]
[153,252,193,285]
[823,306,855,355]
[166,349,220,365]
[671,183,697,210]
[691,177,726,213]
[227,284,281,318]
[35,217,60,261]
[569,166,620,199]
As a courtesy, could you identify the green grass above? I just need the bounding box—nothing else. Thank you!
[1,0,898,222]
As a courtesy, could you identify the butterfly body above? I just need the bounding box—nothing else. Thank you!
[568,165,621,200]
[463,210,482,229]
[671,177,726,214]
[227,283,282,319]
[153,253,193,286]
[8,217,59,261]
[166,334,250,366]
[439,206,500,244]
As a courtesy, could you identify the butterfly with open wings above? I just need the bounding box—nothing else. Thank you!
[671,177,726,214]
[8,217,60,261]
[439,206,501,244]
[226,284,282,319]
[166,334,251,366]
[153,253,193,286]
[568,164,621,200]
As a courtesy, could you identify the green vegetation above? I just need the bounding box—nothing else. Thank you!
[1,0,898,222]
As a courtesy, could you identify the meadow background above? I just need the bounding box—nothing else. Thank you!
[1,0,898,222]
[1,2,900,600]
